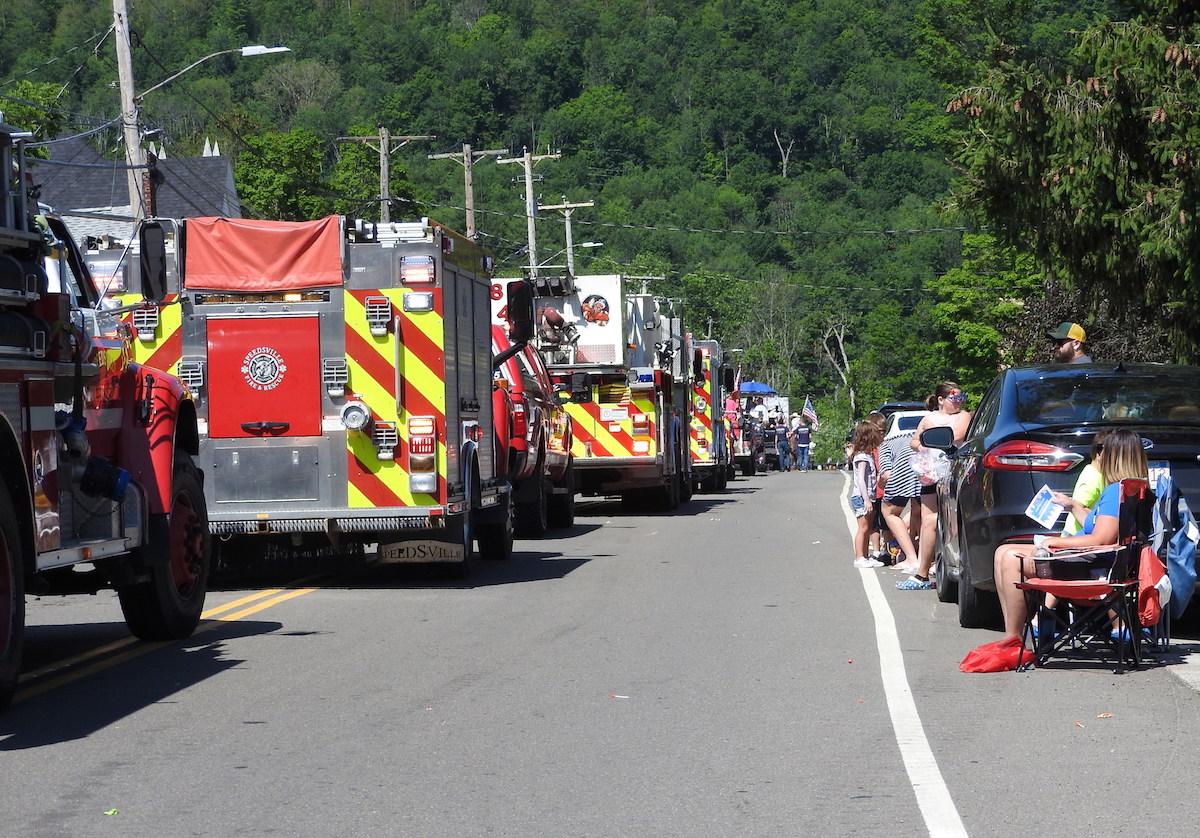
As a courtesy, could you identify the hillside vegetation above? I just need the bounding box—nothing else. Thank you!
[6,0,1161,453]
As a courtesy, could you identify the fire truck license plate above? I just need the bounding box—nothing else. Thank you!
[378,540,464,562]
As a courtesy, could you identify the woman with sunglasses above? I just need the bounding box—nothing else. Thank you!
[993,427,1148,641]
[897,382,973,589]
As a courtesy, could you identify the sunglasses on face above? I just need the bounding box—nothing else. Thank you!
[946,394,967,403]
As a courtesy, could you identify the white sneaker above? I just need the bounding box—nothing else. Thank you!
[854,557,885,568]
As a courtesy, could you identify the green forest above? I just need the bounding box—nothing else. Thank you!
[5,0,1200,458]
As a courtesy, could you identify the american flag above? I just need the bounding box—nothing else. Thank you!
[801,396,820,431]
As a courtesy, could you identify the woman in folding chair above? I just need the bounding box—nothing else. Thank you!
[993,428,1149,642]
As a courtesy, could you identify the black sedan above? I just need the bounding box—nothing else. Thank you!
[923,363,1200,628]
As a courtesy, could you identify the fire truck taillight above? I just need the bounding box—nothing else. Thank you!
[323,358,349,397]
[340,401,371,431]
[400,255,436,285]
[132,306,159,342]
[364,296,392,336]
[632,413,651,436]
[407,415,438,493]
[403,291,434,312]
[374,421,399,460]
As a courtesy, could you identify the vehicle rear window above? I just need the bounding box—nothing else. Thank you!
[1016,371,1200,424]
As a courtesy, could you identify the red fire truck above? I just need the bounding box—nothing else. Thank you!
[532,273,693,508]
[0,124,209,709]
[687,337,736,492]
[124,215,529,576]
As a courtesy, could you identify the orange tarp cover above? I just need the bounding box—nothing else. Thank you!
[183,216,343,290]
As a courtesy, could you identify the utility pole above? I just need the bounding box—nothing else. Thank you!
[497,147,560,278]
[113,0,145,218]
[337,128,435,223]
[428,143,508,240]
[539,196,593,274]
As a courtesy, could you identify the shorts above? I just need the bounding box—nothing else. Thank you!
[850,495,867,517]
[882,496,914,508]
[921,484,938,496]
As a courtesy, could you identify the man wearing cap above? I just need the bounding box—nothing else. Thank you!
[1048,322,1092,363]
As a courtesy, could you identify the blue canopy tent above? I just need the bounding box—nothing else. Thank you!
[738,381,776,395]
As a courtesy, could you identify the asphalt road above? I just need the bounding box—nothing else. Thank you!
[4,469,1200,837]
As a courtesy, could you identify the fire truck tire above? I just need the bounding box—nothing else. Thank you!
[677,445,693,505]
[117,451,210,641]
[0,480,26,711]
[547,459,575,529]
[477,494,514,561]
[715,464,728,491]
[447,465,479,579]
[741,458,755,477]
[515,453,549,538]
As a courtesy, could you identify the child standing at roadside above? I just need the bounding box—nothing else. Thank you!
[850,420,885,568]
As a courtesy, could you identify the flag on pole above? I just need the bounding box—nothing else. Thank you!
[802,396,820,431]
[733,366,742,396]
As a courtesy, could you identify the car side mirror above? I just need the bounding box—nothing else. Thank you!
[139,221,168,302]
[722,365,735,392]
[692,349,704,383]
[506,279,534,344]
[920,425,956,453]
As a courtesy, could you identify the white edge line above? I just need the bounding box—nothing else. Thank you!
[841,471,969,838]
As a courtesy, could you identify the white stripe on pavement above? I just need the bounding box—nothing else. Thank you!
[842,473,968,838]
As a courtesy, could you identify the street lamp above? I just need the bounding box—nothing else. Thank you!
[135,45,291,102]
[537,241,602,270]
[114,1,290,219]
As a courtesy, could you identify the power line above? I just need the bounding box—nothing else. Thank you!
[422,200,974,240]
[0,27,112,90]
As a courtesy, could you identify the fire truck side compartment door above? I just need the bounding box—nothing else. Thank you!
[207,315,322,438]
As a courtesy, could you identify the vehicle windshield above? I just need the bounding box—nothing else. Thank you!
[1016,370,1200,424]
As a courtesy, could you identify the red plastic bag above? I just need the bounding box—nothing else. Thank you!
[960,636,1027,672]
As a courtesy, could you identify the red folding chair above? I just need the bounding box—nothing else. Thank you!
[1014,479,1155,672]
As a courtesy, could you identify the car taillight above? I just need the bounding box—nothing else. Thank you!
[511,397,529,438]
[982,440,1084,471]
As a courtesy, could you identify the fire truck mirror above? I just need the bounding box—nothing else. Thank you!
[506,280,535,344]
[570,372,593,404]
[722,365,736,391]
[692,350,704,383]
[139,221,168,302]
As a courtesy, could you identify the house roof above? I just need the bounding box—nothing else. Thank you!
[28,136,243,241]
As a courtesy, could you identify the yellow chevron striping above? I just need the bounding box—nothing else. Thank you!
[343,291,445,508]
[345,291,447,420]
[113,292,182,372]
[566,396,657,458]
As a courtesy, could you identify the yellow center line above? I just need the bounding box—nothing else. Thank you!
[205,588,317,623]
[13,578,323,705]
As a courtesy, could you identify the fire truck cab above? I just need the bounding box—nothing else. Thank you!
[532,273,693,509]
[0,124,209,709]
[130,215,526,576]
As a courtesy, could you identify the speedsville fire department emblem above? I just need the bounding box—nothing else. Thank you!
[241,346,287,391]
